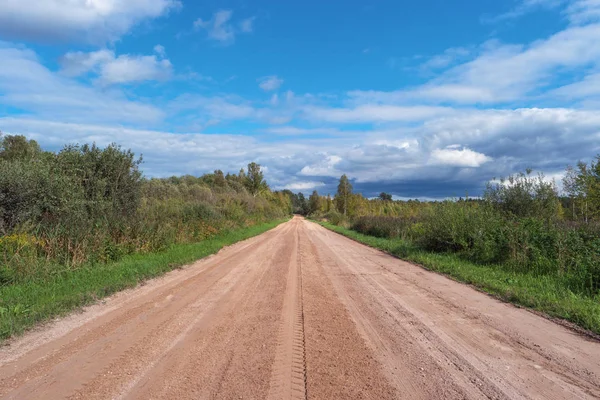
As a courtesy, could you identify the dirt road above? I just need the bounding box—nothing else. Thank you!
[1,217,599,399]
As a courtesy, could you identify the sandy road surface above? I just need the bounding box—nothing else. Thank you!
[1,217,599,399]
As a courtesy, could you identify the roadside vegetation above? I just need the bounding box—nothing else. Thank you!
[308,162,600,335]
[0,134,293,340]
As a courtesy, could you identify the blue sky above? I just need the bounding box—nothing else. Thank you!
[1,0,600,198]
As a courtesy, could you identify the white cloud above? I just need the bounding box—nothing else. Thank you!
[431,147,492,167]
[60,49,173,85]
[2,104,600,198]
[303,105,455,123]
[0,0,181,43]
[100,54,172,84]
[439,23,600,102]
[552,70,600,98]
[194,10,255,45]
[258,76,284,91]
[566,0,600,25]
[168,94,255,121]
[0,44,164,125]
[195,10,234,42]
[485,0,600,25]
[300,155,343,177]
[414,85,496,103]
[264,127,342,136]
[0,117,262,177]
[4,12,600,200]
[281,181,326,191]
[349,22,600,105]
[60,49,115,77]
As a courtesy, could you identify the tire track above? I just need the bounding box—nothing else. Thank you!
[267,229,307,400]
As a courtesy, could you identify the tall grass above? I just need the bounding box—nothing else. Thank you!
[318,221,600,335]
[0,219,288,340]
[350,203,600,296]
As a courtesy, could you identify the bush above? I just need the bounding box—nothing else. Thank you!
[352,216,417,240]
[346,198,600,297]
[325,210,348,226]
[416,202,508,264]
[0,136,290,284]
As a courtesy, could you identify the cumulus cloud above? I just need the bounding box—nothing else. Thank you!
[299,155,343,177]
[60,49,173,85]
[258,76,284,91]
[430,147,492,167]
[0,0,181,43]
[194,10,255,45]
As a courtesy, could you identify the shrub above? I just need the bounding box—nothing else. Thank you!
[416,202,508,263]
[352,216,417,240]
[325,210,347,226]
[0,136,290,284]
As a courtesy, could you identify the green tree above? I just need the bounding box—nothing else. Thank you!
[379,192,393,201]
[308,190,320,215]
[245,162,268,197]
[335,174,353,216]
[214,170,226,187]
[484,169,559,221]
[566,156,600,222]
[56,143,143,220]
[0,134,42,162]
[294,192,308,215]
[563,164,582,220]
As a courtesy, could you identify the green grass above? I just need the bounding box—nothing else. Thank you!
[0,219,289,342]
[317,221,600,336]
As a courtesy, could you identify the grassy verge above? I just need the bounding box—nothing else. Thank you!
[316,221,600,336]
[0,218,289,342]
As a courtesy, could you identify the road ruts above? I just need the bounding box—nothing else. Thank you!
[267,228,307,399]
